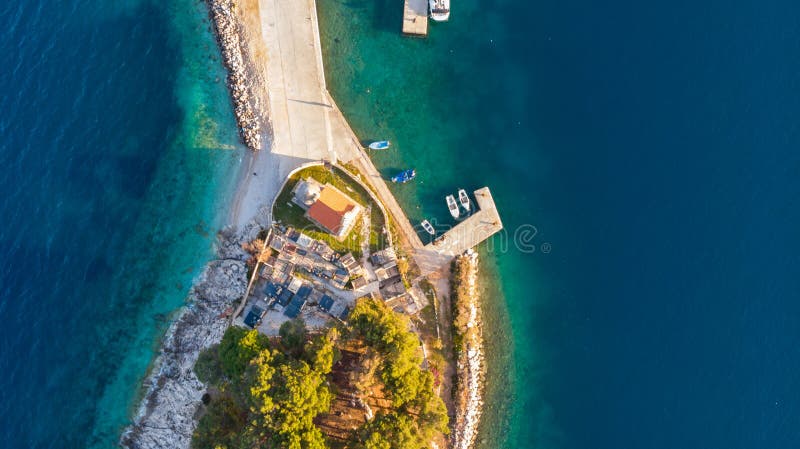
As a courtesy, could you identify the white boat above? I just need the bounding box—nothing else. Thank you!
[368,140,390,150]
[421,220,436,235]
[458,189,471,211]
[429,0,450,21]
[446,194,460,219]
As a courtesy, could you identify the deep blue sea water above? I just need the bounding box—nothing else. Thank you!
[519,2,800,447]
[0,0,243,447]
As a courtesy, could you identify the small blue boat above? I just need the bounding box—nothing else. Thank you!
[391,169,416,184]
[369,140,391,150]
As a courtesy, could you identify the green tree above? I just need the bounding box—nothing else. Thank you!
[285,426,327,449]
[304,328,339,374]
[193,299,447,449]
[219,327,269,379]
[350,299,426,407]
[246,354,331,449]
[349,298,449,441]
[279,318,308,356]
[248,349,276,422]
[355,412,426,449]
[269,361,331,439]
[411,370,449,438]
[362,432,391,449]
[195,345,223,385]
[192,395,247,449]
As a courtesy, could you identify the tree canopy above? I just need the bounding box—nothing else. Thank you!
[355,412,428,449]
[218,327,270,379]
[350,299,434,409]
[192,298,447,449]
[349,299,449,441]
[279,318,308,356]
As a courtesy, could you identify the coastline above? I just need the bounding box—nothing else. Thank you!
[121,0,490,447]
[120,0,270,446]
[119,231,251,448]
[206,0,267,152]
[451,250,486,449]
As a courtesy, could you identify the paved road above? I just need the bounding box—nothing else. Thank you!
[238,0,436,277]
[234,0,337,228]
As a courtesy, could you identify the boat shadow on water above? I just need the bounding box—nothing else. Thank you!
[379,166,407,179]
[361,139,387,148]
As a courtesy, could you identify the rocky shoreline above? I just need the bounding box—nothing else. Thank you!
[205,0,266,151]
[119,229,251,449]
[451,250,485,449]
[120,2,270,446]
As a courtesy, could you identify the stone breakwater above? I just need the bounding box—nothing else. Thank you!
[206,0,265,151]
[451,249,485,449]
[120,229,250,449]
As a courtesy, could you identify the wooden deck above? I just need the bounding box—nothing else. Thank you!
[402,0,428,36]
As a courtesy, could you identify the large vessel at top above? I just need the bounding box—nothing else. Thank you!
[429,0,450,22]
[391,169,416,184]
[446,194,460,219]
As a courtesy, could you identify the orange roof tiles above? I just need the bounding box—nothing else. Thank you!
[307,185,358,235]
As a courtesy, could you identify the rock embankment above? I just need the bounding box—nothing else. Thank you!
[120,229,250,449]
[206,0,264,151]
[451,249,485,449]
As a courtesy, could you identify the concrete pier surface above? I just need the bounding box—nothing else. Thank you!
[233,0,337,228]
[403,0,429,36]
[415,188,504,274]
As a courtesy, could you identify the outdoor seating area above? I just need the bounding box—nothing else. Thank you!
[236,225,424,334]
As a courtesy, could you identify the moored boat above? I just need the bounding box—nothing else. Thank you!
[429,0,450,21]
[446,194,460,219]
[458,188,471,211]
[421,219,436,235]
[391,169,416,184]
[369,140,390,150]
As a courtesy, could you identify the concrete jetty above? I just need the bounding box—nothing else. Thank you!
[233,0,339,228]
[415,188,504,274]
[403,0,428,36]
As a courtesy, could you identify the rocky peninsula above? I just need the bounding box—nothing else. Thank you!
[119,0,268,444]
[120,0,497,446]
[120,229,251,449]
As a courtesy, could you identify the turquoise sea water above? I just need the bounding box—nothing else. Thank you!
[317,2,550,446]
[0,0,243,446]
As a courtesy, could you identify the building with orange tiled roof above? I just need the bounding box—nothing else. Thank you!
[292,178,362,239]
